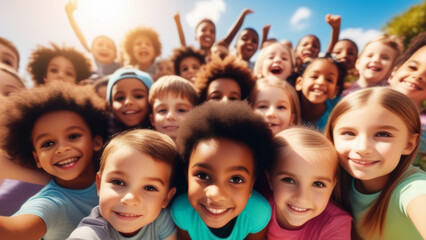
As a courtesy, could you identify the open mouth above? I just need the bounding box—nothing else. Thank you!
[402,81,422,90]
[270,66,283,75]
[350,158,379,166]
[163,125,178,130]
[367,66,382,72]
[311,88,326,96]
[123,110,141,115]
[114,211,142,220]
[202,204,231,217]
[55,157,79,168]
[288,204,309,213]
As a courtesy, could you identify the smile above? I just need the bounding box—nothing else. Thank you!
[350,158,379,166]
[114,211,142,220]
[288,204,309,212]
[202,204,231,216]
[55,157,79,168]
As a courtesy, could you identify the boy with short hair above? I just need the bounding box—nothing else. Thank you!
[170,46,205,83]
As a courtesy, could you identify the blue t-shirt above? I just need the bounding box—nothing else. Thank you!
[13,179,98,240]
[171,190,271,240]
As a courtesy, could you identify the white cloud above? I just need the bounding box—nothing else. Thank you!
[186,0,226,29]
[340,28,383,51]
[290,7,311,30]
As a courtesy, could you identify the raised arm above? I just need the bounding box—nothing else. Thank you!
[261,24,271,49]
[0,214,46,240]
[325,14,341,54]
[0,151,50,185]
[407,194,426,239]
[174,12,186,47]
[217,8,254,48]
[65,0,91,52]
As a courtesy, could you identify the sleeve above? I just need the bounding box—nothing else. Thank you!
[67,226,102,240]
[13,197,60,230]
[246,191,272,234]
[156,208,177,240]
[170,194,190,231]
[398,172,426,216]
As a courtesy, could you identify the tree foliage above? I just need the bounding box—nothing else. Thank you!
[382,1,426,48]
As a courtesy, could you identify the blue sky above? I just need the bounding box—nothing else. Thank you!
[0,0,423,81]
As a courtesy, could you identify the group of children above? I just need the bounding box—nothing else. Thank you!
[0,2,425,239]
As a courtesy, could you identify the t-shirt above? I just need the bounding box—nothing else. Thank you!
[266,196,351,240]
[350,167,426,240]
[171,190,271,240]
[68,206,176,240]
[13,179,98,240]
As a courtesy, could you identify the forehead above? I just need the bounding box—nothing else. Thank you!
[362,41,395,54]
[209,78,240,90]
[93,36,114,45]
[181,56,201,65]
[240,29,258,39]
[48,56,74,67]
[300,36,319,45]
[265,44,290,55]
[197,21,215,30]
[304,59,337,74]
[32,110,88,136]
[134,35,153,43]
[335,40,356,50]
[0,44,18,59]
[153,92,192,105]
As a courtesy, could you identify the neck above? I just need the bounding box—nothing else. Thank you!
[300,96,326,121]
[137,62,151,71]
[354,174,390,194]
[54,163,96,189]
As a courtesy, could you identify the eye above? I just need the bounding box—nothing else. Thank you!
[326,78,335,83]
[49,68,58,73]
[277,104,287,110]
[341,131,355,136]
[376,131,392,137]
[229,96,239,101]
[181,66,188,72]
[195,172,210,180]
[134,94,145,99]
[157,108,167,114]
[41,141,54,148]
[114,96,125,102]
[256,104,268,110]
[408,64,418,71]
[281,177,295,184]
[229,176,244,184]
[208,94,222,101]
[177,108,189,113]
[66,71,75,77]
[69,133,81,140]
[313,181,326,188]
[110,179,125,186]
[144,185,158,192]
[2,59,12,66]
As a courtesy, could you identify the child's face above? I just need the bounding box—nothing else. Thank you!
[253,85,295,135]
[356,42,397,85]
[155,60,174,80]
[235,30,259,61]
[44,56,77,84]
[332,40,357,70]
[206,78,241,102]
[97,145,175,237]
[389,45,426,107]
[111,78,149,127]
[92,36,117,64]
[296,59,339,104]
[187,138,255,228]
[196,22,215,49]
[150,94,193,141]
[332,104,417,192]
[31,110,102,188]
[179,56,201,83]
[0,70,25,97]
[295,36,320,62]
[133,35,156,68]
[0,43,18,70]
[268,149,336,229]
[260,44,292,80]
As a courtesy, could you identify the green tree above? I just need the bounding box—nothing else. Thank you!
[382,1,426,48]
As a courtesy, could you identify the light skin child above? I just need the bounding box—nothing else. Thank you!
[266,128,337,230]
[44,56,77,84]
[296,58,339,122]
[0,41,19,70]
[96,135,176,238]
[155,59,174,80]
[133,35,156,71]
[179,56,201,83]
[254,42,293,81]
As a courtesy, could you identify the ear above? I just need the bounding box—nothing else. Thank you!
[96,172,101,197]
[149,114,156,129]
[92,136,103,152]
[402,133,419,155]
[295,76,303,91]
[162,187,176,208]
[290,113,296,126]
[32,151,42,169]
[264,170,273,191]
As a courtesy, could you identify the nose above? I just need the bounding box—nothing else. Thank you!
[220,96,230,103]
[354,134,372,154]
[124,97,133,106]
[273,56,282,63]
[205,184,226,202]
[293,185,310,202]
[265,106,276,119]
[55,143,71,155]
[121,191,141,206]
[166,111,176,120]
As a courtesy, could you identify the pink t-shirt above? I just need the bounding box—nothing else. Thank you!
[266,194,352,240]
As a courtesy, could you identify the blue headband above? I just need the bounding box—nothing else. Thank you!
[106,67,153,104]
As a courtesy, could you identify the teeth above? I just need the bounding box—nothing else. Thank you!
[403,81,420,90]
[117,212,140,217]
[56,157,78,167]
[289,205,308,212]
[164,126,178,130]
[312,89,325,95]
[124,111,137,115]
[351,159,376,165]
[206,207,227,214]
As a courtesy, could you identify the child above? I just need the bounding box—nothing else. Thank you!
[342,34,403,96]
[388,31,426,171]
[293,14,341,74]
[253,42,294,81]
[0,63,25,96]
[68,129,178,239]
[0,37,20,71]
[325,87,426,239]
[265,127,351,239]
[106,67,153,136]
[295,57,346,131]
[27,43,92,86]
[154,58,175,80]
[194,56,254,103]
[149,75,198,142]
[234,28,259,68]
[172,100,275,240]
[65,0,120,76]
[332,38,359,88]
[249,77,300,135]
[170,46,205,83]
[122,26,162,77]
[0,82,108,239]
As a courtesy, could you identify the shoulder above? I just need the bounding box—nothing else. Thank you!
[238,190,271,233]
[170,194,196,229]
[67,206,113,240]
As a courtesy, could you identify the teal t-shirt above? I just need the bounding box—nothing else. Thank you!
[350,167,426,240]
[171,190,271,240]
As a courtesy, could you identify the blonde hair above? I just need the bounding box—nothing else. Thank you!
[99,129,179,187]
[249,77,301,125]
[253,42,294,80]
[324,87,421,238]
[269,126,338,174]
[148,75,199,106]
[359,34,404,63]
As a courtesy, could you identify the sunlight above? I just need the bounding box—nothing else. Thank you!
[78,0,125,24]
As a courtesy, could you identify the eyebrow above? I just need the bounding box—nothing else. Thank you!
[192,162,251,175]
[108,170,165,186]
[276,171,333,183]
[34,126,86,143]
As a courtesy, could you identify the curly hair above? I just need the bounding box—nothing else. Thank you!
[194,56,254,102]
[0,37,20,69]
[177,100,274,177]
[122,26,162,65]
[0,82,109,169]
[27,43,92,85]
[170,46,205,76]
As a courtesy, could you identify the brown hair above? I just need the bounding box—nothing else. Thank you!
[122,26,162,65]
[149,75,199,106]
